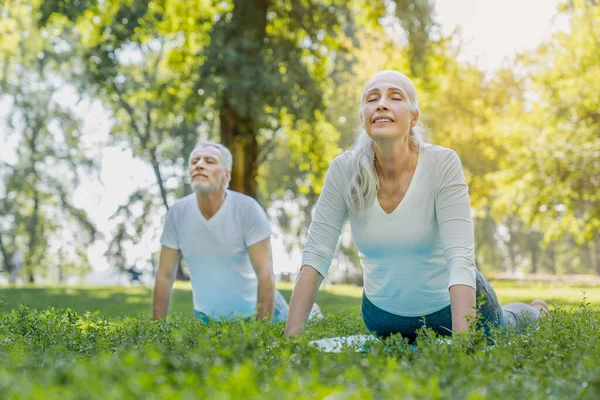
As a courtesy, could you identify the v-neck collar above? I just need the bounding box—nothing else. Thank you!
[375,146,423,217]
[195,191,229,223]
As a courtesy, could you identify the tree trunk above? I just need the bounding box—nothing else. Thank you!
[528,232,542,274]
[150,150,170,210]
[506,230,517,274]
[219,106,259,197]
[25,190,40,283]
[0,234,10,273]
[547,247,556,275]
[530,248,538,274]
[580,243,593,274]
[215,0,268,198]
[230,134,259,197]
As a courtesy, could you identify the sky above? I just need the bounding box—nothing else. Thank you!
[0,0,566,283]
[435,0,565,71]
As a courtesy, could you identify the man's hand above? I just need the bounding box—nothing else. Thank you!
[248,238,275,321]
[152,246,181,320]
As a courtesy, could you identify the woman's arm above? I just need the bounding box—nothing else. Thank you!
[284,265,324,336]
[285,155,349,335]
[435,150,478,332]
[449,284,476,332]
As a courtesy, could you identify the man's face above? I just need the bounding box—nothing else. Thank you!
[188,146,230,194]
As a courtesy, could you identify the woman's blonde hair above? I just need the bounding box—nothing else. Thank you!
[345,71,428,216]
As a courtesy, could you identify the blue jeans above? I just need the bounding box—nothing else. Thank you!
[362,270,505,343]
[194,289,289,323]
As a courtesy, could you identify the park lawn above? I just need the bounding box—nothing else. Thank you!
[0,281,598,318]
[0,282,599,398]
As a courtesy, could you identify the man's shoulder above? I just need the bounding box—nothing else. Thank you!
[227,190,262,207]
[226,190,269,220]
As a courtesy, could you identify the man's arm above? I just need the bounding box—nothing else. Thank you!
[152,245,181,320]
[248,237,275,321]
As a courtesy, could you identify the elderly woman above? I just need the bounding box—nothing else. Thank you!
[284,70,549,341]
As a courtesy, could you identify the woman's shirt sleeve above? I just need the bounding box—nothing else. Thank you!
[435,150,477,290]
[301,155,349,278]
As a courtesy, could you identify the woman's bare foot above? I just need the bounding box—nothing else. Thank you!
[530,299,550,319]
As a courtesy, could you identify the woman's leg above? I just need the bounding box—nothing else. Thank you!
[476,270,551,330]
[361,270,544,341]
[361,293,453,343]
[193,310,210,323]
[361,271,505,342]
[502,299,550,330]
[474,270,505,333]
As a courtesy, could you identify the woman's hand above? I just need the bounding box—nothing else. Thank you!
[284,266,324,336]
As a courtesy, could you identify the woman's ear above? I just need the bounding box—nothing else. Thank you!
[412,109,420,127]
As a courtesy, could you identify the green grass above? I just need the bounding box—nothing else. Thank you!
[0,281,598,318]
[0,283,599,398]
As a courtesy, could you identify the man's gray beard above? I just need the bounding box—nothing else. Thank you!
[191,183,217,194]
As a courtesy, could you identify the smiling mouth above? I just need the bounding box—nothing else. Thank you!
[373,117,394,123]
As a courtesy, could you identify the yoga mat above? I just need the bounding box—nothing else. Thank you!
[308,335,379,353]
[309,335,453,353]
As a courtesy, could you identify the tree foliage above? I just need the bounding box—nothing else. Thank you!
[490,0,600,249]
[5,0,596,279]
[0,0,97,280]
[37,0,434,272]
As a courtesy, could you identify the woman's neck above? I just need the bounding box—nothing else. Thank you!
[373,136,418,180]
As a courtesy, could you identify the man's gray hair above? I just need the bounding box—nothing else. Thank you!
[188,141,233,172]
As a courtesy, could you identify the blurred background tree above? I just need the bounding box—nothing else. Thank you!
[0,0,97,282]
[0,0,597,282]
[489,0,600,275]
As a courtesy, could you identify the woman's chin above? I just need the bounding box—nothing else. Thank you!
[367,129,409,141]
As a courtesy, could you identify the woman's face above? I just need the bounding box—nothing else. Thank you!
[361,71,418,141]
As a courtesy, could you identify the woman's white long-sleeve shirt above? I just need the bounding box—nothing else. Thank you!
[302,144,477,317]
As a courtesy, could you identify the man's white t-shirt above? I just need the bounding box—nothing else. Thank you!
[160,190,272,318]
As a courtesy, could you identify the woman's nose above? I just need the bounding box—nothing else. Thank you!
[376,100,390,110]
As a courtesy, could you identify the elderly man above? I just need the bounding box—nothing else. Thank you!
[152,140,291,322]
